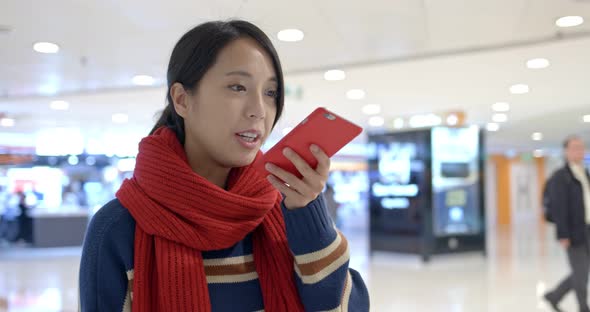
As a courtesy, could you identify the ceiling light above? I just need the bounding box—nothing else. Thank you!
[112,113,128,124]
[324,70,346,81]
[532,132,543,141]
[583,115,590,123]
[393,118,404,129]
[369,116,385,127]
[526,58,550,69]
[510,84,529,94]
[362,104,381,115]
[446,114,459,126]
[492,102,510,112]
[0,118,15,127]
[50,100,69,110]
[68,155,79,166]
[282,127,293,135]
[492,113,508,123]
[346,89,366,100]
[277,29,304,42]
[486,123,500,132]
[33,42,60,54]
[533,150,544,158]
[409,114,442,128]
[556,16,584,28]
[85,156,96,166]
[132,75,155,86]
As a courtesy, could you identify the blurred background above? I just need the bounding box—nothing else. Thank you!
[1,0,589,311]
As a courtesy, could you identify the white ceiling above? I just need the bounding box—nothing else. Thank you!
[1,0,590,154]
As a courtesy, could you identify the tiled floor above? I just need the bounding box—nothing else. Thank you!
[0,221,580,311]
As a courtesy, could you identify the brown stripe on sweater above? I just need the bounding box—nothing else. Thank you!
[204,261,256,276]
[296,235,349,276]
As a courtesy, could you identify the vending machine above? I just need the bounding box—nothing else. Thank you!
[368,126,486,261]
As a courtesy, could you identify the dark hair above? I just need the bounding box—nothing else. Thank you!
[150,20,285,144]
[563,135,582,149]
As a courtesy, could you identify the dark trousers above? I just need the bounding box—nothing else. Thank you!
[16,215,32,243]
[548,228,590,312]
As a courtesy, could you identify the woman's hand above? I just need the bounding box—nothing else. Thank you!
[265,145,330,210]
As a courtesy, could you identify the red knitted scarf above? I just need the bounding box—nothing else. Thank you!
[116,127,304,312]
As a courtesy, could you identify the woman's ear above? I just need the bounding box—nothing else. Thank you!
[170,83,190,118]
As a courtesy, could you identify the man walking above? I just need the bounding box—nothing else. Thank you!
[545,136,590,312]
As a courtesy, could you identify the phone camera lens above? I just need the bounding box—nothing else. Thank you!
[324,113,336,120]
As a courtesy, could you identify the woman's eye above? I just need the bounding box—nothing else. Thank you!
[229,84,246,92]
[266,89,278,98]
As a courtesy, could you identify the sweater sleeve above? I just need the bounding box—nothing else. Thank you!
[282,194,370,312]
[79,201,133,312]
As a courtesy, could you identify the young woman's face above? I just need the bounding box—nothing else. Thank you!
[181,37,279,168]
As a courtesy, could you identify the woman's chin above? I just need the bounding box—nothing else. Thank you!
[227,153,258,168]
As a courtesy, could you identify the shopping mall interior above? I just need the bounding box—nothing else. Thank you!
[1,1,590,311]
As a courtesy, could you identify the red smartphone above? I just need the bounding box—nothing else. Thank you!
[253,107,363,178]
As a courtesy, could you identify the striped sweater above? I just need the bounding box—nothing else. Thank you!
[79,194,370,311]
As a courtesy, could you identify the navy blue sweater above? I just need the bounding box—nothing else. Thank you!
[79,194,370,311]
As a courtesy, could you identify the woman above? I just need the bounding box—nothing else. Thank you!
[79,20,369,312]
